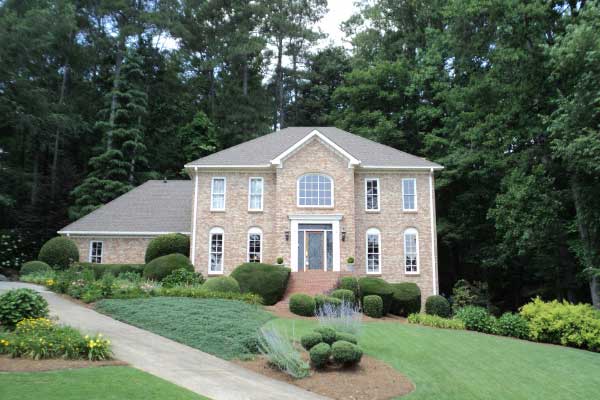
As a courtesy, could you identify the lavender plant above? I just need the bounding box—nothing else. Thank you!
[258,327,309,379]
[315,300,363,335]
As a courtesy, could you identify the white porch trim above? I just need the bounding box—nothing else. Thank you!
[288,214,343,272]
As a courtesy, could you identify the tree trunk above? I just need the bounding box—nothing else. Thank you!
[276,37,284,129]
[51,63,69,200]
[107,45,124,150]
[242,56,248,97]
[591,276,600,309]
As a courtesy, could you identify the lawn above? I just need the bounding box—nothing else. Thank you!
[269,318,600,400]
[0,366,208,400]
[95,297,273,359]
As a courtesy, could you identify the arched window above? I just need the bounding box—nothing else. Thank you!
[208,227,224,273]
[297,174,333,207]
[366,228,381,274]
[247,227,262,263]
[404,228,419,274]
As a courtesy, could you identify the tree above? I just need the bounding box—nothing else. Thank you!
[177,111,219,165]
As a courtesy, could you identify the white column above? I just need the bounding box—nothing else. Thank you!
[191,168,199,267]
[333,220,340,272]
[290,220,299,272]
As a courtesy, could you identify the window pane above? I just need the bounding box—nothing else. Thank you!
[405,233,418,272]
[210,233,223,271]
[367,233,380,273]
[366,179,379,210]
[403,179,416,210]
[212,178,225,209]
[298,174,332,206]
[248,232,261,263]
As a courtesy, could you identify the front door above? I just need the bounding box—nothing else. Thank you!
[307,231,324,270]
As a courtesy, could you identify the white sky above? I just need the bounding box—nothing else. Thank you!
[316,0,358,48]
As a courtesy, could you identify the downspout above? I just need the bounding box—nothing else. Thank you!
[191,167,199,267]
[429,168,438,295]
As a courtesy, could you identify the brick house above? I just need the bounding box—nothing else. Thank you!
[60,127,443,297]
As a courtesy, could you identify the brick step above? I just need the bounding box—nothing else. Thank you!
[278,271,355,305]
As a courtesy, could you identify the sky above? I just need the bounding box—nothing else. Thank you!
[316,0,358,48]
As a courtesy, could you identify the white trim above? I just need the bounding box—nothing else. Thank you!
[210,177,226,211]
[184,164,271,169]
[404,228,419,275]
[248,177,264,212]
[208,227,224,274]
[88,240,103,263]
[289,216,341,272]
[402,178,417,211]
[365,228,381,274]
[364,177,380,212]
[296,173,334,208]
[288,214,343,221]
[429,169,438,294]
[270,129,361,168]
[58,231,190,236]
[247,227,263,263]
[191,168,199,265]
[361,165,444,170]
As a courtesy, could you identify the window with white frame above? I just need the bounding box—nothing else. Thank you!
[404,228,419,273]
[209,227,224,273]
[297,174,333,207]
[89,241,103,263]
[402,178,417,211]
[247,228,262,263]
[366,228,381,274]
[211,177,226,211]
[365,178,380,211]
[248,177,263,211]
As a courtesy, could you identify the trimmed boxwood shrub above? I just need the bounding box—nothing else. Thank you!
[454,306,497,334]
[390,282,421,316]
[314,327,337,345]
[331,289,355,304]
[309,342,331,368]
[77,263,144,279]
[38,237,79,270]
[335,332,358,344]
[289,294,315,316]
[358,277,393,314]
[202,276,240,293]
[363,295,383,318]
[0,288,49,328]
[315,294,342,310]
[339,276,359,296]
[331,340,362,365]
[20,261,52,276]
[300,332,323,350]
[143,254,193,281]
[496,312,529,339]
[230,263,291,305]
[144,233,190,263]
[425,295,451,318]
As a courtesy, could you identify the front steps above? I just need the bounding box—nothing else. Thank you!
[276,270,354,307]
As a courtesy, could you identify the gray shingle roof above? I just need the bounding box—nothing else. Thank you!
[186,126,442,169]
[59,180,192,234]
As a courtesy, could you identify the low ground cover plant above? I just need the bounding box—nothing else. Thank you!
[158,286,262,304]
[259,327,309,379]
[145,233,190,263]
[425,295,451,318]
[230,263,290,305]
[37,237,79,270]
[407,313,466,330]
[0,288,49,328]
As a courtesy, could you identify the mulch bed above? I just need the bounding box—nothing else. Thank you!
[235,355,414,400]
[0,355,127,372]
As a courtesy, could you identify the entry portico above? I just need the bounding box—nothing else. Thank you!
[289,214,343,272]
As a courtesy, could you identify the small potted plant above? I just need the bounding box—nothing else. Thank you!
[276,256,284,265]
[346,256,355,272]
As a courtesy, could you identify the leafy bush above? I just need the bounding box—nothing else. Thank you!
[363,295,383,318]
[157,286,262,305]
[289,294,315,316]
[309,342,331,368]
[316,301,363,335]
[0,288,49,328]
[497,312,529,339]
[0,230,32,270]
[390,282,421,316]
[162,268,204,288]
[143,253,193,281]
[520,297,600,351]
[202,276,240,293]
[315,294,342,309]
[276,257,284,265]
[145,233,190,263]
[117,271,142,282]
[38,237,79,270]
[20,261,52,276]
[300,332,323,350]
[331,289,355,304]
[339,276,360,297]
[454,306,498,334]
[314,326,337,345]
[19,270,56,285]
[230,263,290,305]
[76,263,144,279]
[258,327,309,378]
[335,332,358,344]
[451,279,489,313]
[358,277,393,314]
[331,340,362,366]
[407,313,466,330]
[425,295,451,318]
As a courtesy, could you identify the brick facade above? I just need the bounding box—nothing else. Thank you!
[70,236,152,264]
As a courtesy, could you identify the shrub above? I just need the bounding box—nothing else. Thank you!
[0,288,49,328]
[145,233,190,263]
[335,332,358,344]
[358,277,393,314]
[339,276,359,297]
[309,342,331,368]
[20,261,52,276]
[316,301,363,335]
[497,312,529,339]
[331,289,355,304]
[520,297,600,351]
[289,294,315,317]
[158,287,262,305]
[162,268,204,288]
[76,263,144,279]
[390,282,421,316]
[276,257,284,265]
[143,254,193,281]
[300,332,323,350]
[19,270,56,285]
[451,279,489,313]
[346,256,355,264]
[425,295,451,318]
[202,276,240,293]
[314,327,337,345]
[331,340,362,366]
[38,237,79,270]
[230,263,291,305]
[363,295,383,318]
[315,294,342,309]
[454,306,498,334]
[407,313,466,330]
[258,327,309,378]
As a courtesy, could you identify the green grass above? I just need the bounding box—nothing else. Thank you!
[269,318,600,400]
[95,297,273,359]
[0,366,208,400]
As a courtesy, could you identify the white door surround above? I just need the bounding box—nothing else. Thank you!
[289,214,343,272]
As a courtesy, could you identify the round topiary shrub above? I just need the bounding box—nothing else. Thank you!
[145,233,190,263]
[331,289,355,304]
[300,332,324,350]
[230,263,291,305]
[339,276,360,296]
[38,237,79,270]
[335,332,358,344]
[203,276,241,293]
[358,277,393,315]
[0,288,49,328]
[309,342,331,368]
[289,294,315,316]
[20,261,52,276]
[161,268,204,288]
[363,295,383,318]
[331,340,362,366]
[425,295,451,318]
[390,282,421,316]
[143,253,194,281]
[315,327,337,344]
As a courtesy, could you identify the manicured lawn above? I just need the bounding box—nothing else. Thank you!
[269,318,600,400]
[0,366,208,400]
[96,297,273,359]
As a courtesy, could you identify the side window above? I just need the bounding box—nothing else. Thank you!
[211,177,226,211]
[248,177,264,211]
[402,178,417,211]
[247,228,262,263]
[209,227,224,273]
[89,241,103,263]
[404,228,419,274]
[365,178,380,211]
[366,228,381,274]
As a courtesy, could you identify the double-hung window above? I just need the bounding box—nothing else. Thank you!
[209,227,224,273]
[248,177,264,211]
[402,178,417,211]
[366,228,381,274]
[89,241,103,263]
[247,228,262,263]
[404,228,418,274]
[365,178,380,211]
[211,177,226,211]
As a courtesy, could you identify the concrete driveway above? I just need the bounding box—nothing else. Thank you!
[0,282,328,400]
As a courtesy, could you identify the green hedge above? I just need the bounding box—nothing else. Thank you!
[390,282,421,316]
[407,313,466,330]
[358,277,393,315]
[145,233,190,263]
[76,262,144,279]
[425,295,451,318]
[289,294,315,316]
[157,287,263,305]
[20,261,52,276]
[230,263,290,305]
[363,295,383,318]
[143,254,193,281]
[202,276,240,293]
[38,237,79,270]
